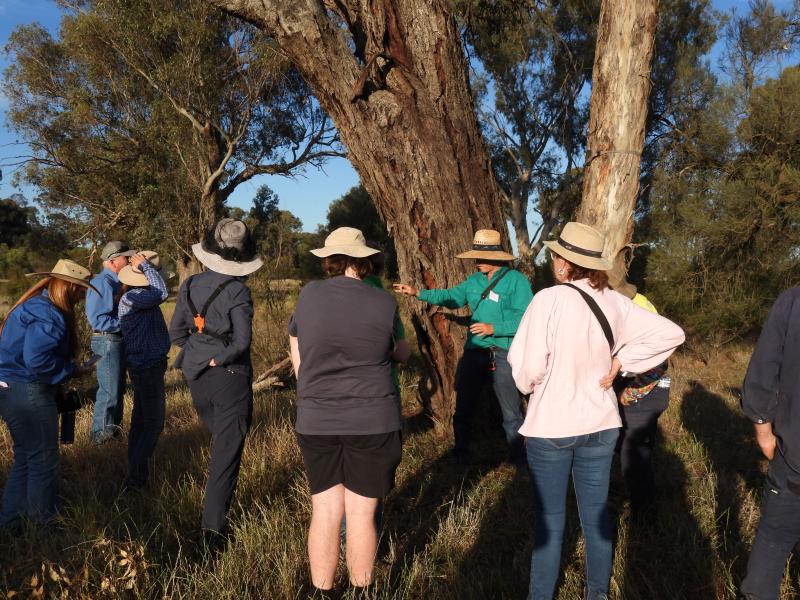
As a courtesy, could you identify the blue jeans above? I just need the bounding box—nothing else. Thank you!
[0,382,60,528]
[127,358,167,487]
[526,427,619,600]
[90,333,126,443]
[453,348,524,455]
[741,452,800,599]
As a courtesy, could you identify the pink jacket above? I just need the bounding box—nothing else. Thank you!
[507,279,685,438]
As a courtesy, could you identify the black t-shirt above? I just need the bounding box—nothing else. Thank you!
[288,276,401,435]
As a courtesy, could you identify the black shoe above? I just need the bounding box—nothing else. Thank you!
[121,479,148,495]
[308,586,337,600]
[449,448,470,466]
[201,529,229,555]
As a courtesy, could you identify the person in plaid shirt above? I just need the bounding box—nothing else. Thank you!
[118,251,170,490]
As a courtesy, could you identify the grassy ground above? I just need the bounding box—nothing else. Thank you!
[0,306,796,598]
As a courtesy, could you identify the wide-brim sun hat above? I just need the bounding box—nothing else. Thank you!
[192,218,263,277]
[310,227,380,258]
[607,251,637,299]
[26,258,100,294]
[543,222,614,271]
[118,251,162,287]
[455,229,515,261]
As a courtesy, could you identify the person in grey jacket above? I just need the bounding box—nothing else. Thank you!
[169,218,262,552]
[740,286,800,599]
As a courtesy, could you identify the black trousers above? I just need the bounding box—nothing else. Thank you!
[188,367,253,533]
[741,451,800,600]
[617,385,669,509]
[453,348,524,456]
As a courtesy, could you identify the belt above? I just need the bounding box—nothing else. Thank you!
[92,331,122,336]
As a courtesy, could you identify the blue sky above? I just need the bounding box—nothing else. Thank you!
[0,0,796,233]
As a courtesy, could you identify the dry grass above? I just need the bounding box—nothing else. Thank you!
[0,299,798,598]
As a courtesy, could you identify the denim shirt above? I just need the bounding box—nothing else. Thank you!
[86,268,122,333]
[0,290,75,384]
[118,262,171,369]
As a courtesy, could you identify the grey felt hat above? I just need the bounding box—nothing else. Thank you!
[100,241,136,261]
[192,218,263,276]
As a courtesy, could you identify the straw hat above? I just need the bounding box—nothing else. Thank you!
[455,229,515,261]
[26,259,99,293]
[607,251,637,299]
[192,218,263,277]
[543,222,613,271]
[310,227,379,258]
[118,251,161,287]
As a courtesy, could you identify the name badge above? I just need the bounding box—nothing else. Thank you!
[488,291,500,302]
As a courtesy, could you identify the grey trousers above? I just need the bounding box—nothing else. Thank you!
[188,366,252,533]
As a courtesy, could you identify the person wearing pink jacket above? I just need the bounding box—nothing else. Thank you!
[507,222,685,600]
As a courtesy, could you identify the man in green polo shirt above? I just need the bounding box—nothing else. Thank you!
[394,229,533,464]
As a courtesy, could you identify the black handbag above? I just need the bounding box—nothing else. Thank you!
[55,388,82,414]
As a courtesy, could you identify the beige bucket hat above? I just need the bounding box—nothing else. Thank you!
[26,258,100,293]
[310,227,380,258]
[192,218,264,277]
[456,229,515,261]
[543,222,613,271]
[607,250,637,299]
[118,251,161,287]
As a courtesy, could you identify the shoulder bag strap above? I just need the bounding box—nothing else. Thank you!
[473,267,513,313]
[185,276,199,316]
[561,283,615,352]
[200,279,235,317]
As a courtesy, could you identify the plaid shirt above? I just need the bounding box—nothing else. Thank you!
[118,262,170,369]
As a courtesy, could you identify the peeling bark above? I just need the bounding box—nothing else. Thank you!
[211,0,507,432]
[577,0,658,256]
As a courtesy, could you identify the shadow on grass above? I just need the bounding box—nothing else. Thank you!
[617,444,717,599]
[452,465,532,599]
[681,380,763,586]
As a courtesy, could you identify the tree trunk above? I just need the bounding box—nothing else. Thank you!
[175,254,203,285]
[576,0,658,257]
[212,0,507,433]
[508,180,534,276]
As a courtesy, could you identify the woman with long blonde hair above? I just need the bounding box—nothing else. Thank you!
[0,259,96,531]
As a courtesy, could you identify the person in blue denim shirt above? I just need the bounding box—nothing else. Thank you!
[0,259,96,531]
[118,251,170,490]
[86,240,136,443]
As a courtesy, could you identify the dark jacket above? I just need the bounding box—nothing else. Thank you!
[742,287,800,472]
[169,271,253,381]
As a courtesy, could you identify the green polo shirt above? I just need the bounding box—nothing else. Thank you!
[418,268,533,350]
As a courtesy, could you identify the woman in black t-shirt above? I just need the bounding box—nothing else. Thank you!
[288,227,409,596]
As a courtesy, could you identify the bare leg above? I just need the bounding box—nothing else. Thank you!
[309,484,346,589]
[344,488,380,586]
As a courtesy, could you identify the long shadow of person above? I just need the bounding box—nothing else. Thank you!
[618,444,717,598]
[383,455,490,587]
[451,465,532,599]
[680,380,763,588]
[383,406,498,596]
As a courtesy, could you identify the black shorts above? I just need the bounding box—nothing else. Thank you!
[295,430,402,498]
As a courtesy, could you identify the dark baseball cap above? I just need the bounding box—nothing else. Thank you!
[100,241,136,261]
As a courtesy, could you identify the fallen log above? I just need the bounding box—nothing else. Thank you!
[252,356,292,392]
